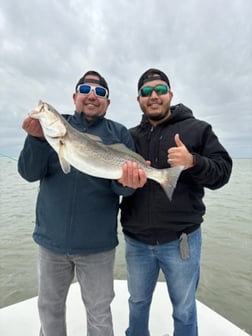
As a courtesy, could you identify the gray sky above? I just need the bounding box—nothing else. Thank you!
[0,0,251,158]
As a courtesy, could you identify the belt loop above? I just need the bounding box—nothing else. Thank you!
[179,233,190,260]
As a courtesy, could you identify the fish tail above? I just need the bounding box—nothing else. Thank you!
[159,166,184,201]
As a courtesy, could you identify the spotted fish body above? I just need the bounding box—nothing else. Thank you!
[30,100,183,200]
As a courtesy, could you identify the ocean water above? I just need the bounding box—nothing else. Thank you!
[0,156,251,334]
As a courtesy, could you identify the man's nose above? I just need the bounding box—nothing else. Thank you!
[87,90,96,98]
[150,90,159,98]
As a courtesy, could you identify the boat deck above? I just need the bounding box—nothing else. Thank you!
[0,280,249,335]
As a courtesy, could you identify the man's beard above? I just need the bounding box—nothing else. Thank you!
[147,109,170,122]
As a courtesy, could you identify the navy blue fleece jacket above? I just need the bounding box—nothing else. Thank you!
[18,112,134,254]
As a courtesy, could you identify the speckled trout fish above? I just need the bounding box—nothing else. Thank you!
[30,100,183,200]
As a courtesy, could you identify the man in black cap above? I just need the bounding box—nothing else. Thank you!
[119,68,232,336]
[18,70,135,336]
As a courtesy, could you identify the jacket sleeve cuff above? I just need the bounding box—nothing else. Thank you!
[111,180,135,196]
[188,152,208,175]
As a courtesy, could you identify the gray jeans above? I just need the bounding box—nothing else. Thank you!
[38,246,115,336]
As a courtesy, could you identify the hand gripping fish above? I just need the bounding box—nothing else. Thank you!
[30,100,184,200]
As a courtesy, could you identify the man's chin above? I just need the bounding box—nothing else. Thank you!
[148,113,165,121]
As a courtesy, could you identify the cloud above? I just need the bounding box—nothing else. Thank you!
[0,0,251,158]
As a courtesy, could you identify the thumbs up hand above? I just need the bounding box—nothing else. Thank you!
[168,134,194,170]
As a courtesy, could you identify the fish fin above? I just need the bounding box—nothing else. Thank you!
[160,166,184,201]
[58,139,71,174]
[107,143,128,150]
[59,157,71,174]
[86,133,103,143]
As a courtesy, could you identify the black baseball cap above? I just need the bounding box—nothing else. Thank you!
[137,68,171,91]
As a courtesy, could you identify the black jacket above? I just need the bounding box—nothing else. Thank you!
[120,104,233,244]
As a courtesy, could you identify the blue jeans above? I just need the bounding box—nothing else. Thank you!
[38,246,115,336]
[125,228,201,336]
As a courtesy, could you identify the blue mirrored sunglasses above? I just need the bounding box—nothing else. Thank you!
[77,84,108,98]
[139,84,169,97]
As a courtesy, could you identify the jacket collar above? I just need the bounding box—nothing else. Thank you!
[73,111,105,127]
[139,104,194,129]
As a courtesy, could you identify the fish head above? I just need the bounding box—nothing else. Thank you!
[29,100,66,138]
